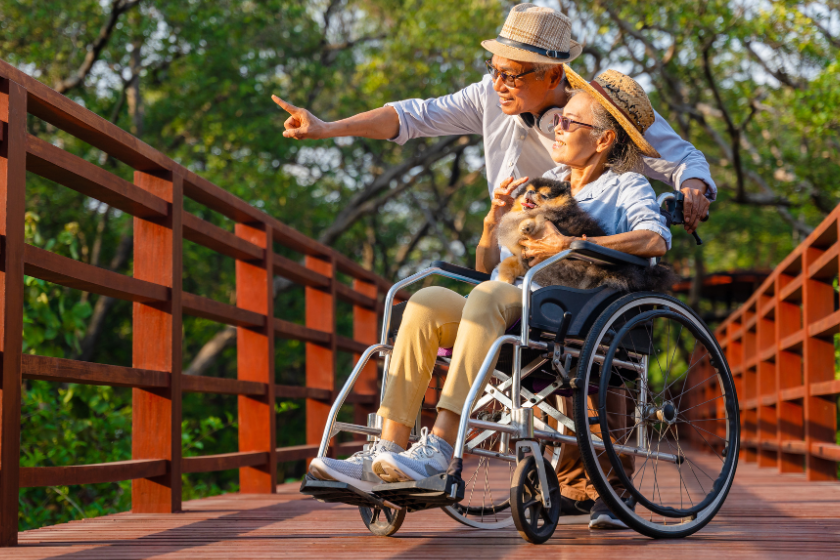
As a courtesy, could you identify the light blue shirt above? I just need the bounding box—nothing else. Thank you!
[542,167,672,247]
[488,168,671,285]
[387,75,717,201]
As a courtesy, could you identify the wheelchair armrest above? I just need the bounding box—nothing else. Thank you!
[568,240,650,268]
[429,261,491,284]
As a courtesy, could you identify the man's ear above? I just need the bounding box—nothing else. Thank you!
[596,129,616,153]
[548,66,565,89]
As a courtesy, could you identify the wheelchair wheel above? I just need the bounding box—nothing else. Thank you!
[572,292,739,539]
[442,372,561,529]
[510,455,561,544]
[359,504,405,536]
[442,375,516,529]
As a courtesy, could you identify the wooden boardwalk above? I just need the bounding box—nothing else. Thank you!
[13,457,840,559]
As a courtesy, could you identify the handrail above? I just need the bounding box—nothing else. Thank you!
[0,60,410,546]
[687,201,840,480]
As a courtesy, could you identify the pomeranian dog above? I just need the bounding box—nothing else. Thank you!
[496,177,675,292]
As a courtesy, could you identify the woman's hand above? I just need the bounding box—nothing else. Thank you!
[520,222,571,266]
[485,176,528,229]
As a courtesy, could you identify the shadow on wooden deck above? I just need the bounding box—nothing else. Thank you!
[13,459,840,559]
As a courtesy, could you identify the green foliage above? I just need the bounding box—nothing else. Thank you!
[3,0,839,530]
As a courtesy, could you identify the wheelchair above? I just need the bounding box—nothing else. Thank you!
[300,192,739,542]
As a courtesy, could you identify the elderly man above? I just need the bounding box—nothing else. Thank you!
[275,3,715,531]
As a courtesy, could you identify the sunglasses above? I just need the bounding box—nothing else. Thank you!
[485,60,537,88]
[553,113,601,132]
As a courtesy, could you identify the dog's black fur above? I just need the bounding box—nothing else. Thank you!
[497,177,675,292]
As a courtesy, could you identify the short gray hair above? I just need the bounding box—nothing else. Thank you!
[567,89,644,174]
[532,62,563,81]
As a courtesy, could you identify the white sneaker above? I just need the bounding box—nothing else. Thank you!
[372,427,453,483]
[309,439,404,492]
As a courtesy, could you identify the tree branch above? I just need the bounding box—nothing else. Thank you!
[54,0,142,95]
[76,234,133,362]
[701,45,746,203]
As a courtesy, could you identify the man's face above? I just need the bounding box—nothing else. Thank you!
[490,55,559,115]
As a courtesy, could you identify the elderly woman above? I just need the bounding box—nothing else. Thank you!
[310,66,671,529]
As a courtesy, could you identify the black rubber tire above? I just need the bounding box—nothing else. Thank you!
[359,505,405,537]
[509,455,561,544]
[572,292,740,539]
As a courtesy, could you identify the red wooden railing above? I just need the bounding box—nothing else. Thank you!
[689,204,840,480]
[0,60,407,546]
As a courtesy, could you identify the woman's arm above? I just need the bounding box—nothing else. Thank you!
[520,222,667,266]
[476,176,530,273]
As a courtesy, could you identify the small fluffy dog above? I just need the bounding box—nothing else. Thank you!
[496,178,675,292]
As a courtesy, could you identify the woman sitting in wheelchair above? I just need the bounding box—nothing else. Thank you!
[310,65,672,523]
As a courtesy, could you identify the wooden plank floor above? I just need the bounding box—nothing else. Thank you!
[13,456,840,559]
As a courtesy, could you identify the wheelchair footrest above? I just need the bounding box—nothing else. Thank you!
[299,476,390,509]
[372,473,465,512]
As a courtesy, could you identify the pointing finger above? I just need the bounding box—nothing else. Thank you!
[272,95,299,114]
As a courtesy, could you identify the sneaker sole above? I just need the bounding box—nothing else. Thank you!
[309,458,377,493]
[588,513,630,530]
[372,457,427,483]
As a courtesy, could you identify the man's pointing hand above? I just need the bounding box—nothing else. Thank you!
[272,95,331,140]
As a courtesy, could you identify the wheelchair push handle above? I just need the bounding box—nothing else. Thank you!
[659,191,707,246]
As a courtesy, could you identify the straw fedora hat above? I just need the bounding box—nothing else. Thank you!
[563,64,661,158]
[482,4,582,65]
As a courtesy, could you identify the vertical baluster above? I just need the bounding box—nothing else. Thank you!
[235,223,276,492]
[132,171,183,513]
[0,79,26,546]
[802,242,838,481]
[757,291,776,467]
[306,255,336,456]
[776,272,803,472]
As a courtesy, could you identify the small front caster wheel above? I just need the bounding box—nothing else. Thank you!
[510,455,561,544]
[359,505,405,537]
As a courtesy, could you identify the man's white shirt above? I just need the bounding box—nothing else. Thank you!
[386,74,717,201]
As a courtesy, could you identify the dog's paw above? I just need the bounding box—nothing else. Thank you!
[519,220,537,236]
[497,272,515,284]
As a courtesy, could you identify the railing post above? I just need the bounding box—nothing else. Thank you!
[306,255,336,456]
[0,78,26,546]
[353,280,379,429]
[775,272,803,473]
[802,243,837,481]
[235,223,276,492]
[757,291,776,468]
[131,171,183,513]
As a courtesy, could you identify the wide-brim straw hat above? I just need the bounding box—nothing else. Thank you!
[482,4,582,65]
[563,64,661,158]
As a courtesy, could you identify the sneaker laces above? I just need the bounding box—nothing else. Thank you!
[404,427,437,459]
[346,440,387,463]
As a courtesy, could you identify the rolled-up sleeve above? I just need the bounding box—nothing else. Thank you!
[621,175,673,249]
[643,110,717,201]
[385,78,486,145]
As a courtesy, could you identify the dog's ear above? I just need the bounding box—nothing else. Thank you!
[550,180,572,198]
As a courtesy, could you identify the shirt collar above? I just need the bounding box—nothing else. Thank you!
[544,167,619,201]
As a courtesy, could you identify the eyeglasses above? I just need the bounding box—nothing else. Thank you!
[485,60,537,87]
[553,113,600,132]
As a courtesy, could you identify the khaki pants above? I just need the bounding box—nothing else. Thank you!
[378,281,522,425]
[376,280,634,502]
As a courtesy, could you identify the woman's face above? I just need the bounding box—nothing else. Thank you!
[550,93,608,168]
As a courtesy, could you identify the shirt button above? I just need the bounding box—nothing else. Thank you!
[520,135,525,140]
[508,162,514,167]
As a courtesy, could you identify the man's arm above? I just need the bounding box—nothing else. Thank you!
[272,97,400,140]
[642,110,716,233]
[273,77,487,144]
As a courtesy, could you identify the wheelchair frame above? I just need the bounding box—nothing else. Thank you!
[302,192,737,541]
[315,248,682,506]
